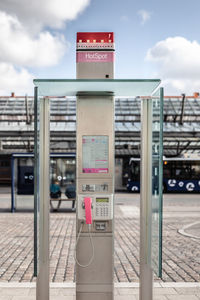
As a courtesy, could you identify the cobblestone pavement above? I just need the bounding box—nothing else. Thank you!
[0,192,199,283]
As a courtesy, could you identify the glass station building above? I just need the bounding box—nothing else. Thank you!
[0,94,200,190]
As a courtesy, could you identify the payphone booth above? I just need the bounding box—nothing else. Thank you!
[33,32,163,300]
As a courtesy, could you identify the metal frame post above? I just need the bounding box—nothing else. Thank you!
[140,98,153,300]
[34,86,38,277]
[11,155,15,212]
[36,97,50,300]
[159,87,164,278]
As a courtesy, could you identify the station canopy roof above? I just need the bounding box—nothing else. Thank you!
[0,94,200,157]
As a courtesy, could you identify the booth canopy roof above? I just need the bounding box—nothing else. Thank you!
[33,79,161,97]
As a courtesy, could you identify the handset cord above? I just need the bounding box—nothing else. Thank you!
[74,222,94,268]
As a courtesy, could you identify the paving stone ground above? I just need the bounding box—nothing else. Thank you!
[0,192,199,283]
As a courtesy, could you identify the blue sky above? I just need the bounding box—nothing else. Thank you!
[0,0,200,95]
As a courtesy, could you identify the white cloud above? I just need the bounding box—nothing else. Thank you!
[0,63,34,96]
[0,0,91,32]
[0,0,91,94]
[146,37,200,94]
[0,11,67,67]
[138,10,151,25]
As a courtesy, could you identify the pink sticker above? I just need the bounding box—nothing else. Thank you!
[83,168,108,173]
[77,51,114,63]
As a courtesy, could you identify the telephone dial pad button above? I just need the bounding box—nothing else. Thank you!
[96,204,109,217]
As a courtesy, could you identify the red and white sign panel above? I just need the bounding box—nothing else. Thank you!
[76,32,115,63]
[77,32,114,43]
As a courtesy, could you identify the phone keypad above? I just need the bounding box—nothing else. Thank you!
[96,203,109,218]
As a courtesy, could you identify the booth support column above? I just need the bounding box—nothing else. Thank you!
[36,97,50,300]
[140,98,153,300]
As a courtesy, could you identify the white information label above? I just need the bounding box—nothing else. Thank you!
[82,136,109,173]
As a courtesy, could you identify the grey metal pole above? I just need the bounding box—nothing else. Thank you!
[36,97,50,300]
[11,155,15,212]
[140,98,153,300]
[158,87,164,279]
[34,86,38,277]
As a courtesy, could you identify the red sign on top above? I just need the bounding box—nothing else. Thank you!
[77,32,114,43]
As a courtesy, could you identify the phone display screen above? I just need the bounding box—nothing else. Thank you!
[96,198,109,203]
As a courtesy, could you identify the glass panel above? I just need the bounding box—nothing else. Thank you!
[33,79,160,97]
[50,156,76,198]
[151,87,163,277]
